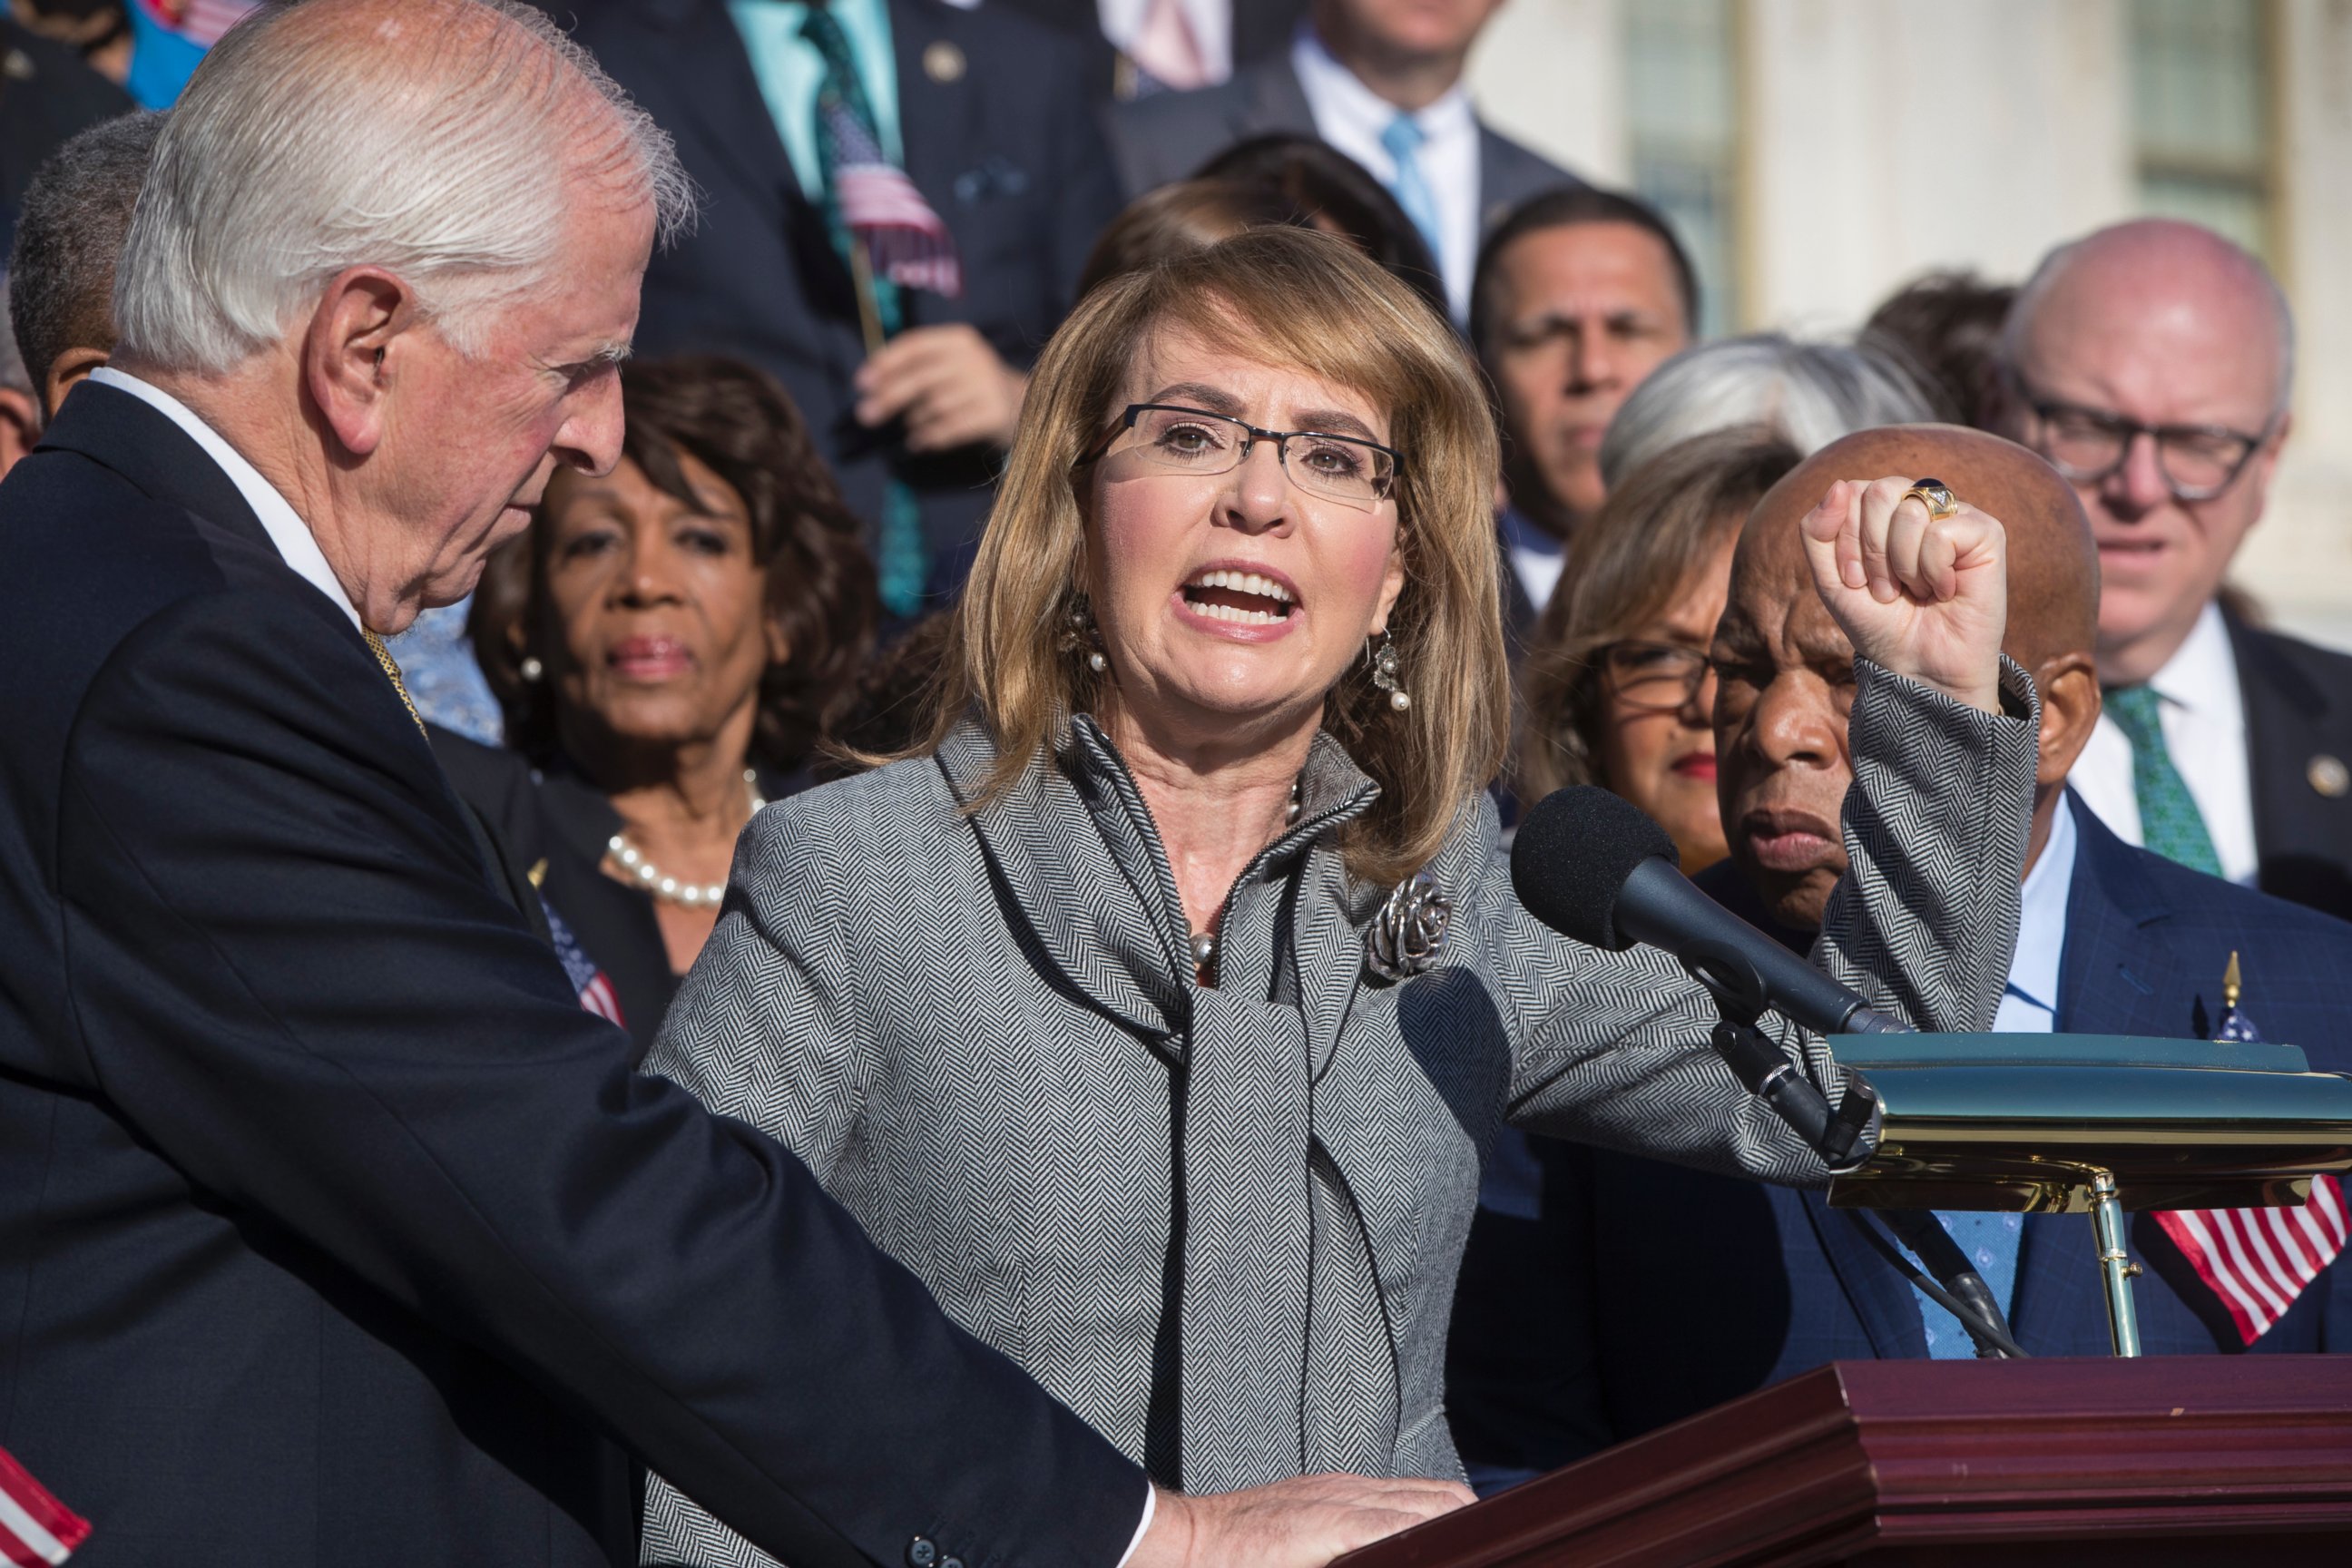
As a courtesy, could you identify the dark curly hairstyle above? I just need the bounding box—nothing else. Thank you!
[470,356,878,773]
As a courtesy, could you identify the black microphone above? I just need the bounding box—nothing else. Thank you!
[1509,786,1911,1037]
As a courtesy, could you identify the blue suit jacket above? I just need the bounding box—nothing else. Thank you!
[1446,796,2352,1485]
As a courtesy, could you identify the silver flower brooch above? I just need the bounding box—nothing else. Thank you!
[1366,871,1451,983]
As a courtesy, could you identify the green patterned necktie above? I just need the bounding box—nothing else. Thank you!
[2103,683,2224,876]
[800,3,928,622]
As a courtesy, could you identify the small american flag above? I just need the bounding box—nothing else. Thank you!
[544,901,626,1030]
[2155,1179,2348,1344]
[134,0,260,48]
[2152,962,2347,1343]
[0,1446,89,1567]
[819,98,962,299]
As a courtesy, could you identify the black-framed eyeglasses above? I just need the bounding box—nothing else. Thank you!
[2005,368,2278,503]
[1599,640,1711,715]
[1083,403,1402,512]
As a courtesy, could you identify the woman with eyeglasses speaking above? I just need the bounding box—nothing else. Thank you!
[635,227,2040,1568]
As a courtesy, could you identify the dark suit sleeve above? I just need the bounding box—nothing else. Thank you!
[54,589,1143,1568]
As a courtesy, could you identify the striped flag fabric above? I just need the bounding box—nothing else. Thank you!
[544,900,626,1030]
[2151,979,2347,1343]
[2155,1177,2349,1345]
[133,0,260,47]
[0,1446,89,1567]
[818,99,963,299]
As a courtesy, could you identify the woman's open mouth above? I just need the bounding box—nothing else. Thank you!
[1176,566,1299,628]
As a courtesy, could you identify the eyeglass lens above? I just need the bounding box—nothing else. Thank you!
[1108,406,1396,509]
[1605,642,1710,713]
[2035,406,2257,500]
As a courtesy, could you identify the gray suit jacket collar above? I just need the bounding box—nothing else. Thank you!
[933,714,1381,1056]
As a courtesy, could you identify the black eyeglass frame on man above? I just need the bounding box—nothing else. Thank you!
[1080,403,1405,512]
[2002,365,2282,504]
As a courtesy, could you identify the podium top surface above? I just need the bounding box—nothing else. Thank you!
[1836,1032,2312,1073]
[1340,1357,2352,1568]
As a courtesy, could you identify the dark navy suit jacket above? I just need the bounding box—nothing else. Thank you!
[1446,797,2352,1485]
[570,0,1121,612]
[0,383,1142,1565]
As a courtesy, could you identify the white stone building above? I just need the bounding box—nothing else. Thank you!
[1471,0,2352,648]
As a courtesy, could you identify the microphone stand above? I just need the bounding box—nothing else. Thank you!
[1683,941,2027,1361]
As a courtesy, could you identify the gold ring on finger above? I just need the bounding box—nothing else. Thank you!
[1901,478,1959,521]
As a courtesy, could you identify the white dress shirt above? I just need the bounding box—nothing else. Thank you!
[2069,602,2259,886]
[1994,792,2077,1034]
[1095,0,1232,83]
[88,367,362,631]
[1289,25,1479,321]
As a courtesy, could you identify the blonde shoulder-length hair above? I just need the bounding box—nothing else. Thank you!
[900,226,1508,887]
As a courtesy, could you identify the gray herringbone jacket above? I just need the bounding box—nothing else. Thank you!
[641,662,2036,1567]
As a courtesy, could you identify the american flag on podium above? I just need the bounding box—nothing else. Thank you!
[0,1446,89,1566]
[818,99,962,299]
[2151,953,2349,1343]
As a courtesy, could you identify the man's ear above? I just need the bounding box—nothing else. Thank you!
[42,344,111,420]
[0,386,39,475]
[301,266,422,459]
[2033,650,2102,787]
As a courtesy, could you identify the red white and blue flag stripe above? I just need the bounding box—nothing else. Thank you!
[2156,1177,2349,1345]
[544,901,625,1028]
[819,100,962,299]
[0,1446,89,1567]
[133,0,259,47]
[2151,994,2347,1342]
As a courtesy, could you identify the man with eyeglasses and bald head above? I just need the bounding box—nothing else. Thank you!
[1987,218,2352,920]
[1984,223,2352,921]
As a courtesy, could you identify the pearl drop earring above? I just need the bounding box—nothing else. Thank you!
[1371,632,1410,711]
[519,656,544,682]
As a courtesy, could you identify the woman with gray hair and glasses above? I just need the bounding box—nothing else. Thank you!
[639,225,2041,1566]
[1599,331,1936,494]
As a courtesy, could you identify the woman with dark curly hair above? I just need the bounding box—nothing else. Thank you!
[464,356,876,1053]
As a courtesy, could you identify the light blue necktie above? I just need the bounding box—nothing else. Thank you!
[1911,1210,2023,1358]
[1378,113,1444,262]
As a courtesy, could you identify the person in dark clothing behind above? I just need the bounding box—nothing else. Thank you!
[1195,132,1448,321]
[462,356,877,1055]
[569,0,1122,627]
[7,108,162,418]
[1863,269,2016,429]
[0,6,135,252]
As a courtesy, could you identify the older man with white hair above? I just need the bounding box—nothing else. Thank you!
[0,4,1461,1565]
[1989,218,2352,921]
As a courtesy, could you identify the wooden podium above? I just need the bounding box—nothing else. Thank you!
[1340,1358,2352,1567]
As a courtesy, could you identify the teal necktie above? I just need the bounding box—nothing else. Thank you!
[2104,683,2223,877]
[1378,113,1444,262]
[801,4,928,622]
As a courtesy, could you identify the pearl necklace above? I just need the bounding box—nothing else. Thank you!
[607,769,767,909]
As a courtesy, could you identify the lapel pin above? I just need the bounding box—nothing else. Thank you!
[923,40,965,83]
[2308,753,2348,798]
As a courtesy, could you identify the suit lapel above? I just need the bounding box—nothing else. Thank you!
[937,722,1189,1055]
[892,0,976,241]
[643,0,805,212]
[2228,610,2343,893]
[2056,793,2179,1038]
[40,381,274,557]
[1795,1191,1931,1357]
[1242,55,1318,141]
